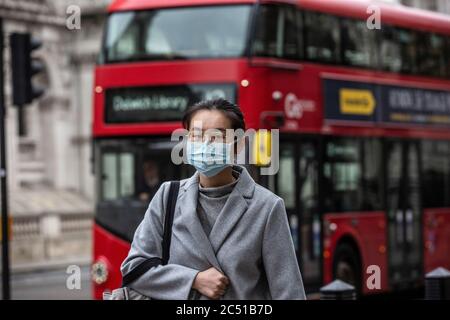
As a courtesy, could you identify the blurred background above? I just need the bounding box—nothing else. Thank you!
[0,0,109,300]
[0,0,449,300]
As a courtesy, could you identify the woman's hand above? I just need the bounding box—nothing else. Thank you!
[192,267,229,299]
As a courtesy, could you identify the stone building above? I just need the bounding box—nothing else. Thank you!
[0,0,110,267]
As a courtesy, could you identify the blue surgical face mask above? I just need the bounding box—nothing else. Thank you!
[186,140,233,177]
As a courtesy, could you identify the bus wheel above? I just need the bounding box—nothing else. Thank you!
[333,243,361,294]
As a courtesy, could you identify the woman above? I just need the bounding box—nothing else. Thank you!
[121,98,306,300]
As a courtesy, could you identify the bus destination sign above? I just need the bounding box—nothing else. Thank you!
[105,83,236,124]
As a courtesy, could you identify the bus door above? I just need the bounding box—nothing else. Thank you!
[269,138,321,288]
[385,140,422,288]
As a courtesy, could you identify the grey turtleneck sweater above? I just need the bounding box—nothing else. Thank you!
[197,170,240,237]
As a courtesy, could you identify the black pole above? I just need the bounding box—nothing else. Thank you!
[0,18,11,300]
[17,105,25,136]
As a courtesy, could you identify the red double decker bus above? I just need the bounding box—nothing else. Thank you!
[91,0,450,299]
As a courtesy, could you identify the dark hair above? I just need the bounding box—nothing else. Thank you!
[182,98,246,131]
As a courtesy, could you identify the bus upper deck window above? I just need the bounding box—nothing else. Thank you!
[342,18,378,68]
[380,26,402,72]
[104,5,251,63]
[447,37,450,78]
[417,32,446,77]
[105,12,138,62]
[304,11,340,63]
[251,5,301,60]
[380,26,417,74]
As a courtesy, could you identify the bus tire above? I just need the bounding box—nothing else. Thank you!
[333,242,362,295]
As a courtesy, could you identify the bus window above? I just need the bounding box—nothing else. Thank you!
[296,10,304,59]
[298,142,321,282]
[252,5,301,60]
[405,143,422,275]
[96,139,192,241]
[137,152,181,202]
[105,12,139,60]
[104,5,251,62]
[267,172,276,194]
[304,11,340,63]
[278,144,296,209]
[380,26,417,74]
[380,26,401,72]
[398,28,418,74]
[342,18,378,68]
[324,139,362,212]
[421,140,450,208]
[100,151,135,201]
[98,140,192,203]
[101,153,119,200]
[447,37,450,78]
[120,153,135,198]
[136,158,162,202]
[324,138,382,213]
[417,33,446,77]
[252,5,279,58]
[284,7,301,59]
[362,139,383,210]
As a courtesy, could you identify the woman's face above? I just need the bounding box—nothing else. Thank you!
[188,109,234,144]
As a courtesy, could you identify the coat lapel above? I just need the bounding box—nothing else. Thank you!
[208,166,255,254]
[177,172,223,271]
[177,165,256,271]
[208,191,247,254]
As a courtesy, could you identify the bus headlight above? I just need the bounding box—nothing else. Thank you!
[92,260,109,285]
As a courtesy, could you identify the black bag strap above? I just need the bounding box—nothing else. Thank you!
[121,181,180,287]
[162,180,179,265]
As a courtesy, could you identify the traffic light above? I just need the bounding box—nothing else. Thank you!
[10,32,44,136]
[10,32,44,106]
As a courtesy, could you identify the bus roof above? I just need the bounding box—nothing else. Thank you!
[108,0,257,12]
[108,0,450,35]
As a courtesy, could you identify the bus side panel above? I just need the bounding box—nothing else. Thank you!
[323,212,388,294]
[92,223,131,300]
[423,209,450,273]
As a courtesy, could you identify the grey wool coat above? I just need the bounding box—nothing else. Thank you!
[121,165,306,300]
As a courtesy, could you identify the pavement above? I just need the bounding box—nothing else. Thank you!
[0,261,92,300]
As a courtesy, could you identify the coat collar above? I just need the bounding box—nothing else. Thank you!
[181,165,255,199]
[177,165,255,271]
